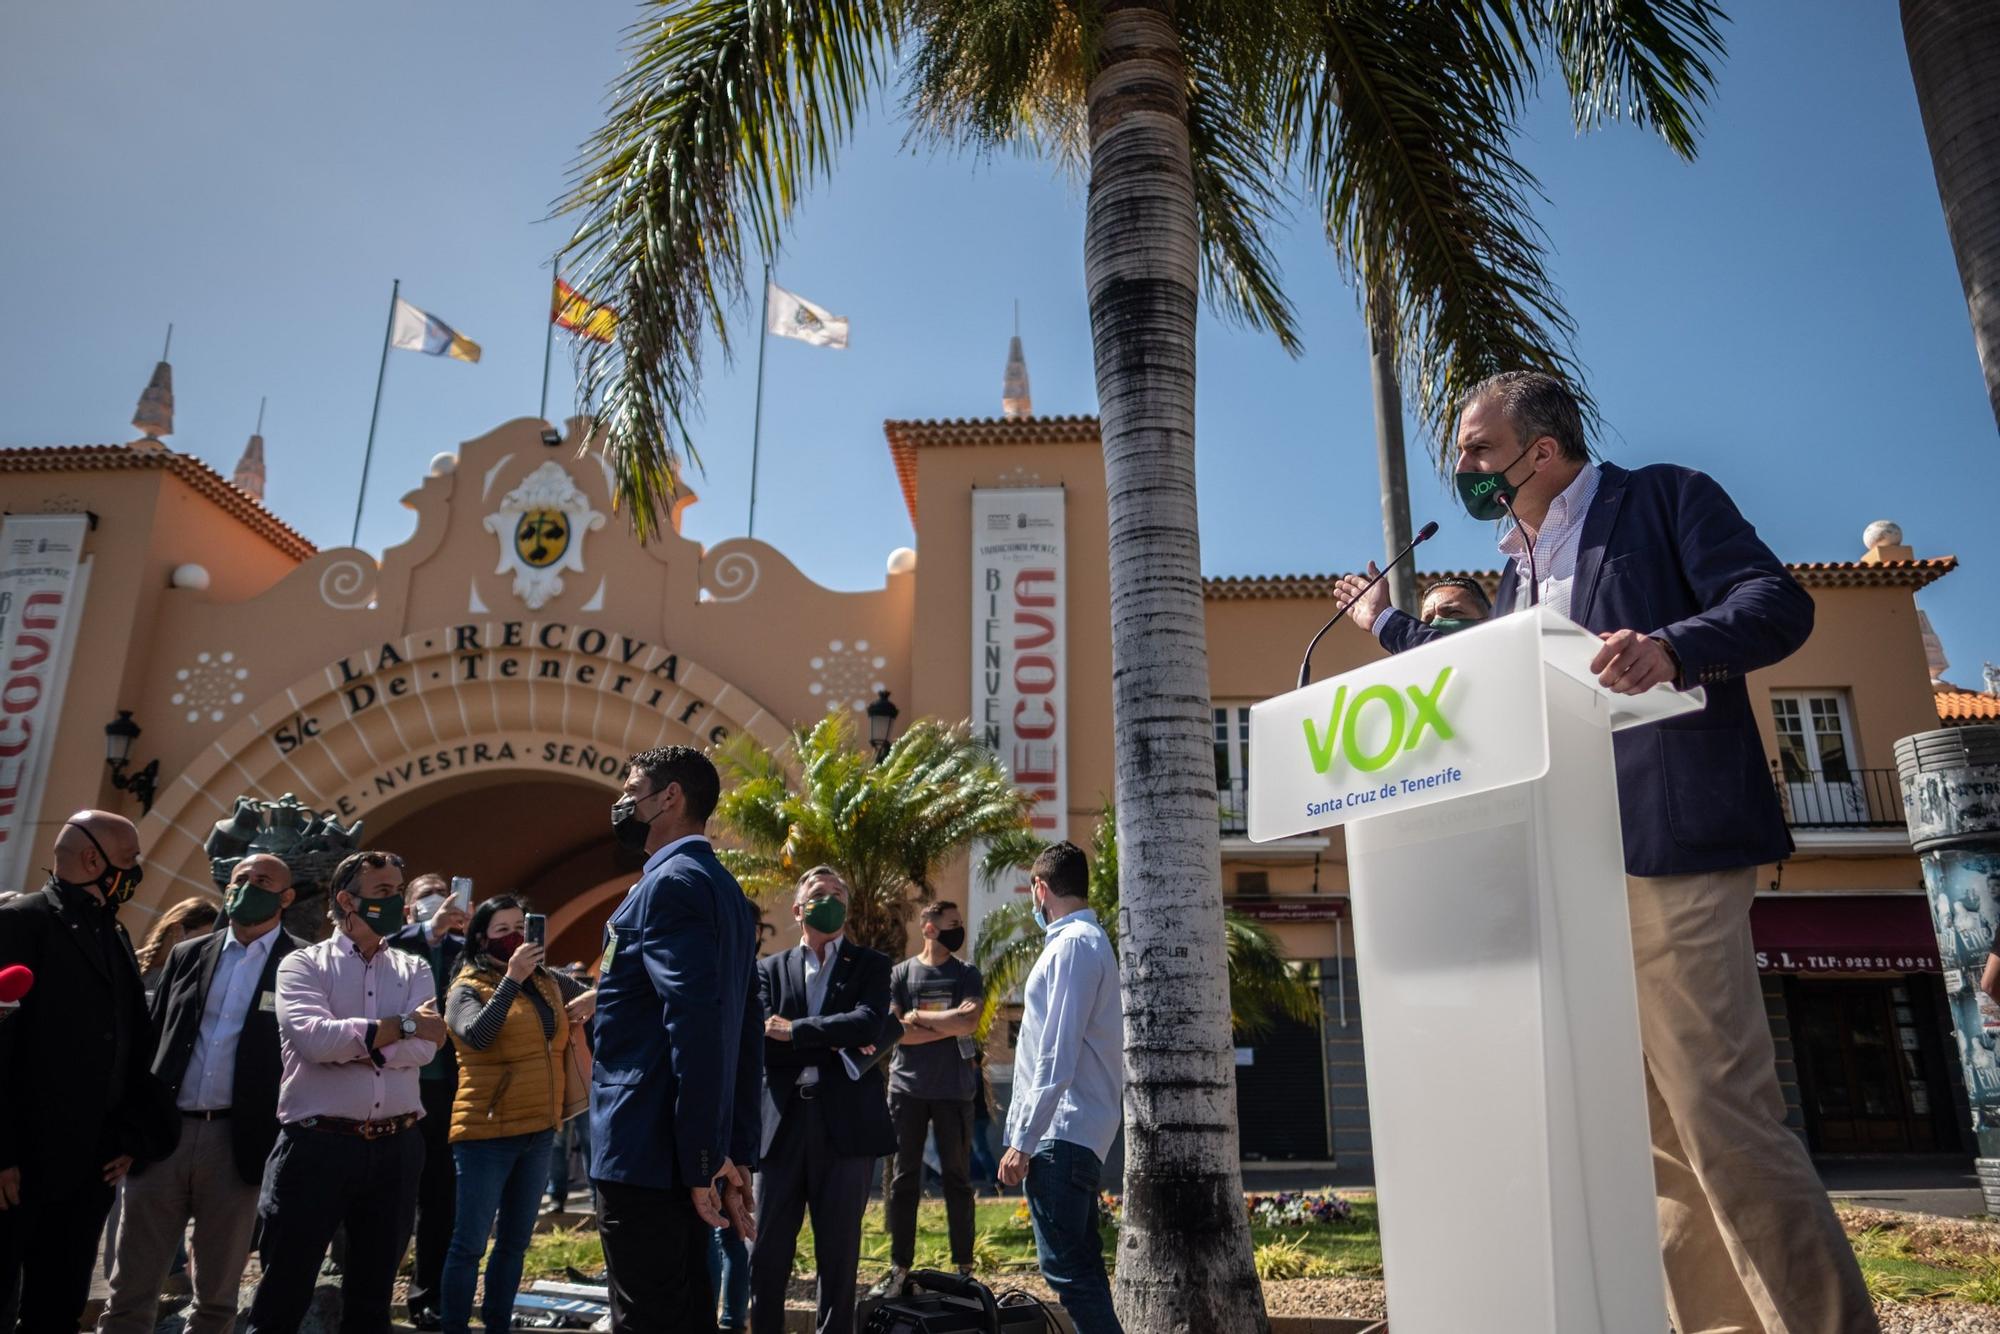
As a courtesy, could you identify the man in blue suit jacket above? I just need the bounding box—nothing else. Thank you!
[1337,372,1875,1334]
[589,745,762,1333]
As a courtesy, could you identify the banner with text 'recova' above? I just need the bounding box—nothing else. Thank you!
[1247,611,1552,843]
[967,487,1067,961]
[0,513,93,889]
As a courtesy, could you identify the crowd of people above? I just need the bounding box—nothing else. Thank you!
[6,370,1969,1334]
[0,748,1124,1334]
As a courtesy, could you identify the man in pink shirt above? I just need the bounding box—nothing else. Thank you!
[244,850,447,1334]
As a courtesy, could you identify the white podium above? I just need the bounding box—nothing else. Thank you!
[1248,608,1705,1333]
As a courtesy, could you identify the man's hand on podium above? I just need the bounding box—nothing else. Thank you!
[1333,563,1391,633]
[1591,629,1678,694]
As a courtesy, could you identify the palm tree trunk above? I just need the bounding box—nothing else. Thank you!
[1366,279,1417,614]
[1903,0,2000,432]
[1084,4,1267,1329]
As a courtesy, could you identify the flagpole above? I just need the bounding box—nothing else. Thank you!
[747,264,771,539]
[539,274,557,423]
[351,279,399,548]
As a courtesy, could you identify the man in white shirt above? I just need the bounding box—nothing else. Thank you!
[999,842,1124,1334]
[101,854,303,1334]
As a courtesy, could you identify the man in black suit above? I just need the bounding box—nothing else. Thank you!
[749,867,899,1334]
[0,811,164,1331]
[100,852,304,1334]
[387,874,466,1329]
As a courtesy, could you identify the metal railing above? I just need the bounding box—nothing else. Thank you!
[1773,766,1906,830]
[1219,777,1249,836]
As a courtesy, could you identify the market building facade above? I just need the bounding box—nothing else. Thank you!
[0,373,1980,1172]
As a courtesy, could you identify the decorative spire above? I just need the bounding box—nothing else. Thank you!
[233,397,267,500]
[1919,609,1950,685]
[131,324,174,445]
[1001,301,1032,420]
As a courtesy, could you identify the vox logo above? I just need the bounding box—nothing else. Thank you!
[1302,667,1456,774]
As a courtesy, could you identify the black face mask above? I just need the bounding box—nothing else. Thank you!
[934,926,966,954]
[57,822,144,908]
[611,791,659,852]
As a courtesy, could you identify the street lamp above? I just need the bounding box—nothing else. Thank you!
[866,689,900,762]
[104,710,159,814]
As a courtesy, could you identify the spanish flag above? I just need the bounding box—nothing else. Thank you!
[389,298,481,363]
[552,278,618,343]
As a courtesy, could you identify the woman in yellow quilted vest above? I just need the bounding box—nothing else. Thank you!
[439,895,593,1334]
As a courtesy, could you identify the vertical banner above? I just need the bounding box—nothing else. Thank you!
[0,514,92,891]
[968,487,1066,975]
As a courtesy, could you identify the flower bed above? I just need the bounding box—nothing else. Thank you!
[1246,1191,1357,1228]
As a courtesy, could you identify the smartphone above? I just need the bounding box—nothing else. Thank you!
[450,876,473,912]
[524,913,546,948]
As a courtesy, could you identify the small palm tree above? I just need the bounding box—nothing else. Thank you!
[976,807,1319,1041]
[712,709,1041,957]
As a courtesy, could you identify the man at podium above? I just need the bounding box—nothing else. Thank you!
[1336,371,1875,1334]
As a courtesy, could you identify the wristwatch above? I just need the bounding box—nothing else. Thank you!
[398,1014,418,1039]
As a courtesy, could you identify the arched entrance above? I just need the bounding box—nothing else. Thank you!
[134,622,792,938]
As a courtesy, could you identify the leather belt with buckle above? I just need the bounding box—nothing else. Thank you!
[294,1113,420,1140]
[182,1108,232,1120]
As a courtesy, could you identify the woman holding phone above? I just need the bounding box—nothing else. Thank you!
[439,896,595,1333]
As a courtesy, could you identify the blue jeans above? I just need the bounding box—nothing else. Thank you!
[706,1225,749,1328]
[1023,1138,1122,1334]
[441,1129,554,1334]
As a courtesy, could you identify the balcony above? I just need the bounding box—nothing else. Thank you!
[1774,767,1904,829]
[1220,776,1249,836]
[1773,767,1908,849]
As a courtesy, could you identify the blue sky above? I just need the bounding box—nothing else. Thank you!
[3,2,1993,687]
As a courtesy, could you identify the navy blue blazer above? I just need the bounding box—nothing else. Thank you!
[1379,462,1811,876]
[587,838,763,1190]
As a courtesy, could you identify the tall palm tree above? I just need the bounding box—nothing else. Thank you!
[712,710,1040,957]
[1903,0,2000,433]
[976,807,1321,1040]
[558,4,1725,1325]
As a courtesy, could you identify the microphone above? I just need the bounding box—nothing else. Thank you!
[0,965,30,1022]
[1495,493,1540,607]
[1297,521,1440,689]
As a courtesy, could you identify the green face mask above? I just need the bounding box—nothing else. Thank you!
[225,881,284,926]
[349,893,406,936]
[801,895,847,934]
[1455,444,1534,521]
[1426,617,1481,635]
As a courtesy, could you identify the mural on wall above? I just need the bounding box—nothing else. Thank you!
[482,460,607,610]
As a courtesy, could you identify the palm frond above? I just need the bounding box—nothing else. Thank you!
[715,707,1035,956]
[902,0,1088,165]
[1530,1,1726,159]
[1281,2,1593,465]
[556,0,899,536]
[1183,24,1301,353]
[1224,912,1321,1038]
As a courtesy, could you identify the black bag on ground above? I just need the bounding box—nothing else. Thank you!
[857,1269,1070,1334]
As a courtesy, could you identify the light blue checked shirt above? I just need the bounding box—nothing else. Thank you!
[1005,908,1124,1161]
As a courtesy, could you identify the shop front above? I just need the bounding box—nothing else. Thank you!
[1753,893,1973,1156]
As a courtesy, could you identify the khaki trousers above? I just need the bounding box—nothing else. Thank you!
[1627,869,1878,1334]
[100,1115,260,1334]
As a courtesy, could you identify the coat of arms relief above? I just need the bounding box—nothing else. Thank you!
[481,461,606,610]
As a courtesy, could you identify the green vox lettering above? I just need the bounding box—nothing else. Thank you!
[1302,666,1456,775]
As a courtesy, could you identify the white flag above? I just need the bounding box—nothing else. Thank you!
[766,281,848,349]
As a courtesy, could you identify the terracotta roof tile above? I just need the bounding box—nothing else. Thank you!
[0,443,317,560]
[1937,690,2000,725]
[883,416,1099,525]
